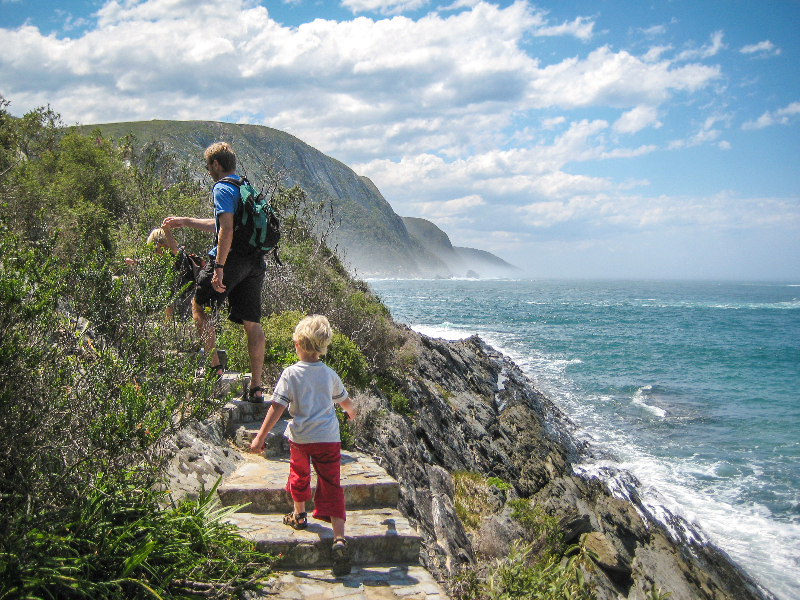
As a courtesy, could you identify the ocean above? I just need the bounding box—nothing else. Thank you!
[366,278,800,600]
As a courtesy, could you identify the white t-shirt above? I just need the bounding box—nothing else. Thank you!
[270,360,348,444]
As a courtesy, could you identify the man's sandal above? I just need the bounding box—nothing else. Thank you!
[245,385,264,403]
[283,511,308,530]
[331,537,351,576]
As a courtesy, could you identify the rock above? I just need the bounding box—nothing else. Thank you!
[351,331,773,600]
[161,414,244,501]
[162,329,773,600]
[582,531,633,578]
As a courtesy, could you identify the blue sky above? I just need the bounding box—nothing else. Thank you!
[2,0,799,280]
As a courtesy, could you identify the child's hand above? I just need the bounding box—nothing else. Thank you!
[249,438,264,453]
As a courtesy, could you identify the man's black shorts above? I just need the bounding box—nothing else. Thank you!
[194,253,265,324]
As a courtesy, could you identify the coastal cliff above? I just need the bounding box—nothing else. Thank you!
[169,331,773,600]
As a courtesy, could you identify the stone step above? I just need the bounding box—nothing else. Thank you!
[263,566,449,599]
[225,507,422,569]
[234,417,291,457]
[217,451,400,513]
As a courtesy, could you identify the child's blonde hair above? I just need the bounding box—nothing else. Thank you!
[147,227,166,246]
[293,314,333,356]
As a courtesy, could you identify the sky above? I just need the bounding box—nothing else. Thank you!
[1,0,799,280]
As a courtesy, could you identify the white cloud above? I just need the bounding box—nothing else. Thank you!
[0,0,721,164]
[533,15,595,41]
[740,40,781,57]
[641,24,667,36]
[675,30,726,61]
[642,45,671,62]
[341,0,429,15]
[528,46,719,110]
[541,116,566,130]
[512,191,800,234]
[613,105,661,133]
[412,193,485,217]
[742,101,800,130]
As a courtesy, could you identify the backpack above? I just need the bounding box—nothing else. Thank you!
[216,176,280,260]
[176,249,205,286]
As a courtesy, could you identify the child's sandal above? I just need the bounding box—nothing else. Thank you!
[283,511,308,530]
[331,537,351,576]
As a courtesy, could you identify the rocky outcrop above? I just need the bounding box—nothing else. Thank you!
[163,332,774,600]
[352,332,774,600]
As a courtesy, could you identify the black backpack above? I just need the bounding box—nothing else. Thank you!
[216,176,280,259]
[176,249,205,286]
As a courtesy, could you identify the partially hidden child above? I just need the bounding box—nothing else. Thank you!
[249,314,356,576]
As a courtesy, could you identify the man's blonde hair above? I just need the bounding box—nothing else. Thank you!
[204,142,236,172]
[147,227,166,246]
[293,314,333,356]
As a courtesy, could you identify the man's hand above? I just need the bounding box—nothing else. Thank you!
[212,268,226,293]
[162,216,185,229]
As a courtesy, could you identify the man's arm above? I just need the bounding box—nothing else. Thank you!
[162,216,216,233]
[211,212,234,292]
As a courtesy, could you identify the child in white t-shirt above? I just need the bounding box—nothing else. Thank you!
[250,314,356,576]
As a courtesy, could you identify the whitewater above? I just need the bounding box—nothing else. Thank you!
[367,278,800,600]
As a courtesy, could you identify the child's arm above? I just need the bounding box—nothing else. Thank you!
[249,402,286,453]
[160,222,180,256]
[339,397,356,421]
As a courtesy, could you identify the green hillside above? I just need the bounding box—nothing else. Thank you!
[90,120,446,277]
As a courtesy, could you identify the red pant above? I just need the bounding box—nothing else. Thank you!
[286,441,346,522]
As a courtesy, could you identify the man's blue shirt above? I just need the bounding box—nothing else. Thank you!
[209,175,241,258]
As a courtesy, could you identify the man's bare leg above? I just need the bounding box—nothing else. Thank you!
[242,319,265,395]
[192,299,221,369]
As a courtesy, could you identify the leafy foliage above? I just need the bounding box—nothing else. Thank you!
[1,473,273,599]
[0,99,275,598]
[453,472,502,531]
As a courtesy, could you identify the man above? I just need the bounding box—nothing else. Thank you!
[163,142,266,402]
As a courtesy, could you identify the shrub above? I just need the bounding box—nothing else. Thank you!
[325,331,370,390]
[453,471,499,531]
[374,375,412,416]
[508,499,564,560]
[0,233,275,598]
[481,541,595,600]
[1,472,274,599]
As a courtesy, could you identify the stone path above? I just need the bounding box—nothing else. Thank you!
[217,397,450,599]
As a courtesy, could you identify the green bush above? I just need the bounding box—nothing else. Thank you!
[453,472,497,531]
[0,232,275,598]
[1,472,273,599]
[486,476,511,491]
[263,310,304,367]
[325,332,370,389]
[374,376,412,416]
[479,541,595,600]
[509,499,564,560]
